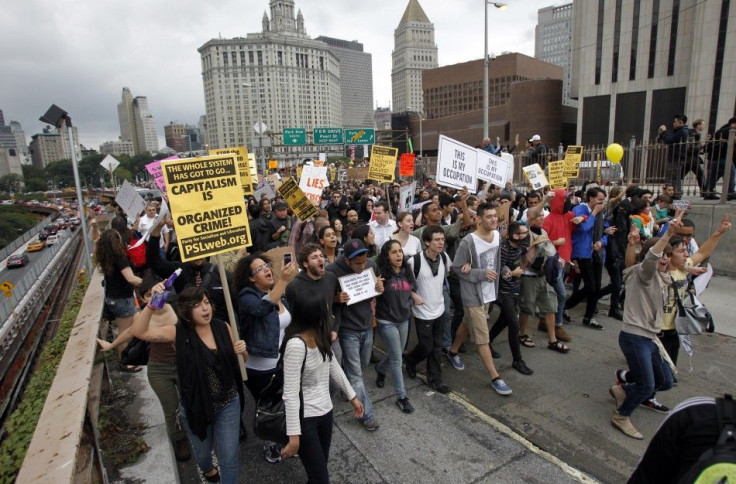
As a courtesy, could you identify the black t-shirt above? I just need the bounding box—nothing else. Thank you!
[104,257,135,299]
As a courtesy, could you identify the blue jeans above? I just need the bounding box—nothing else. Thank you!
[376,319,409,399]
[179,395,241,484]
[551,266,566,327]
[339,329,374,421]
[617,331,673,416]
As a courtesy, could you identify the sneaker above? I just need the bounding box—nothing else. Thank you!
[511,359,534,375]
[615,369,629,385]
[562,311,572,323]
[611,410,643,439]
[583,317,604,330]
[173,437,191,462]
[609,384,626,409]
[445,351,465,370]
[640,398,670,414]
[264,443,282,463]
[429,382,451,394]
[363,416,380,431]
[489,344,501,359]
[375,370,385,389]
[554,327,572,342]
[491,377,512,395]
[608,309,623,321]
[396,397,415,413]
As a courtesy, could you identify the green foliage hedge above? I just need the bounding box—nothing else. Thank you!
[0,279,89,484]
[0,206,42,248]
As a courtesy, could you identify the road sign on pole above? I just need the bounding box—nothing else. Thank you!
[345,129,375,145]
[313,128,344,144]
[100,155,120,172]
[283,128,307,146]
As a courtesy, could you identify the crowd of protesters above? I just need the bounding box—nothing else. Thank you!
[93,144,732,482]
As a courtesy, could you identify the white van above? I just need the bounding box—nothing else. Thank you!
[46,235,58,246]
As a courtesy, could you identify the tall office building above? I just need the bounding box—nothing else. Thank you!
[571,0,736,145]
[535,3,576,107]
[315,36,374,128]
[392,0,438,114]
[100,140,135,157]
[29,131,64,170]
[198,0,342,154]
[58,121,82,161]
[117,88,160,154]
[0,110,20,153]
[164,122,188,152]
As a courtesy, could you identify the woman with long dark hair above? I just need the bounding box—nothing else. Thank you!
[374,240,420,413]
[280,295,364,483]
[351,224,377,258]
[95,228,142,372]
[234,252,296,463]
[357,198,374,224]
[318,225,340,263]
[131,285,246,484]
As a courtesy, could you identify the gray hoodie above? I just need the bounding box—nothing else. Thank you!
[451,231,502,307]
[621,247,670,339]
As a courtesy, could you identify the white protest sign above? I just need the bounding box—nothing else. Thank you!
[115,180,146,219]
[476,149,511,186]
[501,152,514,185]
[436,135,477,190]
[254,182,277,201]
[299,165,329,205]
[338,268,378,306]
[399,181,416,213]
[522,164,550,190]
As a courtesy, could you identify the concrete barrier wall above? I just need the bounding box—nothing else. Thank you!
[685,203,736,277]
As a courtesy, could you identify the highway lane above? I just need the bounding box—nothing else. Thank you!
[0,228,74,291]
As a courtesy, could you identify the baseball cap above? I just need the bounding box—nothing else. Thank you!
[530,134,541,141]
[343,239,368,259]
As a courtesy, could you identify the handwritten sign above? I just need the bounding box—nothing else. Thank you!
[476,149,511,186]
[299,165,328,205]
[547,161,567,189]
[399,153,416,177]
[209,146,254,195]
[399,181,417,213]
[278,176,319,222]
[338,268,378,306]
[563,145,583,178]
[436,135,477,190]
[115,180,147,219]
[163,154,251,261]
[368,146,398,182]
[347,166,370,180]
[495,202,511,236]
[522,164,550,191]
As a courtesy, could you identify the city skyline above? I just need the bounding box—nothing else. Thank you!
[1,0,550,150]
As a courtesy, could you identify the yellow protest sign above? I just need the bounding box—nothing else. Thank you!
[297,165,303,181]
[268,160,278,169]
[208,146,254,196]
[278,176,319,222]
[163,155,251,262]
[563,145,583,179]
[522,163,550,191]
[547,160,567,189]
[368,146,398,182]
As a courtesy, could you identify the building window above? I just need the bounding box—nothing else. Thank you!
[612,0,622,82]
[667,0,680,76]
[630,0,641,80]
[648,0,660,78]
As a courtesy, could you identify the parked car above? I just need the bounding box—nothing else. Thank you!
[27,240,46,252]
[7,253,30,268]
[45,235,58,246]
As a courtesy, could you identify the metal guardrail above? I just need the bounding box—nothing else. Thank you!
[0,216,55,262]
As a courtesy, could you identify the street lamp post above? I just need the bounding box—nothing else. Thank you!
[484,2,508,140]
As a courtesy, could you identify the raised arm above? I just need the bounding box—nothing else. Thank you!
[691,214,732,266]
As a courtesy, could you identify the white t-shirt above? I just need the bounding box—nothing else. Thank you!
[397,234,422,258]
[471,232,499,303]
[246,307,292,371]
[408,251,451,320]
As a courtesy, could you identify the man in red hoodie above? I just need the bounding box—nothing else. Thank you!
[542,189,584,339]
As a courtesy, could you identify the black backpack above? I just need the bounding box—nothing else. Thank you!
[678,394,736,484]
[413,251,449,279]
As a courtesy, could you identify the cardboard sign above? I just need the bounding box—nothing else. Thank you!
[254,182,277,201]
[163,154,251,261]
[299,165,329,205]
[399,153,416,177]
[209,146,254,195]
[338,268,378,306]
[278,176,319,222]
[547,160,567,189]
[476,149,511,187]
[522,164,550,191]
[115,180,147,219]
[347,166,370,180]
[247,152,258,182]
[436,135,477,190]
[563,145,583,178]
[368,146,399,182]
[399,181,417,213]
[495,202,511,236]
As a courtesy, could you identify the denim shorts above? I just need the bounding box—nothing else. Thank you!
[104,296,136,318]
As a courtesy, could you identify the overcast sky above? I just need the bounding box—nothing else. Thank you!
[0,0,556,150]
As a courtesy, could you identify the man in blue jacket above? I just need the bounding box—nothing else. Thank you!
[565,187,606,329]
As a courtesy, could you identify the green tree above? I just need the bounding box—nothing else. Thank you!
[21,165,47,192]
[0,174,24,193]
[44,159,75,188]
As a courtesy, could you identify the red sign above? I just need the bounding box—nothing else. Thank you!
[399,153,415,177]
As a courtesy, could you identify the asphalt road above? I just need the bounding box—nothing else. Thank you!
[0,229,73,288]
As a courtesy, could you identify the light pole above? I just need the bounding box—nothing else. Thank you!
[484,2,507,140]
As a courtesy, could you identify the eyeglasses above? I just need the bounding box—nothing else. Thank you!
[251,262,272,275]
